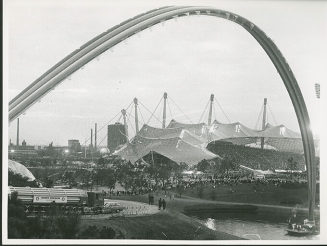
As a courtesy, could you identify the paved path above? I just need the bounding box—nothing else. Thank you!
[109,199,160,216]
[82,199,159,220]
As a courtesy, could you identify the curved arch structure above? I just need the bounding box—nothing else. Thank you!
[9,6,316,222]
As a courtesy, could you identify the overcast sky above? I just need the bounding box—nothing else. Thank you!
[4,0,326,146]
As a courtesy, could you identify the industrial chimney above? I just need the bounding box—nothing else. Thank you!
[90,128,93,148]
[16,118,20,146]
[95,123,97,150]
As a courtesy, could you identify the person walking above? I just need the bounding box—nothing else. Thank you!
[158,198,162,210]
[162,199,166,210]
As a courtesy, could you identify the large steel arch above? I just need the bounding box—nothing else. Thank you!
[9,6,316,222]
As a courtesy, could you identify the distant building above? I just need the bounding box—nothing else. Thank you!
[107,122,127,152]
[68,139,81,153]
[8,140,37,157]
[43,144,68,157]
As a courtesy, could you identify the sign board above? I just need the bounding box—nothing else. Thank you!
[33,196,67,203]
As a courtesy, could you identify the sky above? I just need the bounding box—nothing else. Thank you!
[4,0,326,146]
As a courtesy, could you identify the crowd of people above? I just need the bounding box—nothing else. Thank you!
[207,141,306,171]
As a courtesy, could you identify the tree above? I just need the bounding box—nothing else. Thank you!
[219,156,237,175]
[8,191,81,239]
[97,157,106,167]
[115,161,135,191]
[287,157,298,171]
[143,151,178,189]
[287,157,298,179]
[44,177,54,188]
[97,168,116,192]
[63,171,76,187]
[197,159,211,172]
[8,171,38,187]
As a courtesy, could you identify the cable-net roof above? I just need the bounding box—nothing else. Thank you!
[114,125,218,166]
[114,119,319,166]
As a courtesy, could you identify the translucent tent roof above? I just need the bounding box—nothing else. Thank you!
[138,124,205,146]
[255,123,302,138]
[114,132,218,166]
[114,119,319,164]
[155,120,316,155]
[8,159,35,181]
[209,122,258,140]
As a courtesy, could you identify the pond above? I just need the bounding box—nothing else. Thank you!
[189,210,320,240]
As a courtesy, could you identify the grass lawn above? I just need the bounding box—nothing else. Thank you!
[79,210,241,240]
[179,182,318,208]
[78,184,320,240]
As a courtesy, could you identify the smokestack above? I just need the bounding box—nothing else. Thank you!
[90,128,93,148]
[95,123,97,150]
[162,92,167,128]
[16,118,20,146]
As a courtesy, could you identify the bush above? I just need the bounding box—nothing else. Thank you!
[79,225,121,239]
[8,194,81,239]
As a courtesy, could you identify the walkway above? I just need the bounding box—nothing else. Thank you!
[82,199,159,220]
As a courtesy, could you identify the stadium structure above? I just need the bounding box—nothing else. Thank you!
[110,93,319,170]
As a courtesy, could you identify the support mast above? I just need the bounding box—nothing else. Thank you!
[162,92,167,128]
[261,98,267,149]
[134,98,139,134]
[208,94,214,125]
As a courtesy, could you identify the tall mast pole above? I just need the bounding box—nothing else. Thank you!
[134,98,139,134]
[261,98,267,149]
[162,92,167,128]
[208,94,214,125]
[121,109,129,143]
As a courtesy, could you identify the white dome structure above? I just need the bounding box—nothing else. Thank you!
[8,159,35,181]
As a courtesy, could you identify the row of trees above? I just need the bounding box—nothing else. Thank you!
[42,151,184,193]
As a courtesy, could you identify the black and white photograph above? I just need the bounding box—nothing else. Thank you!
[2,0,326,244]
